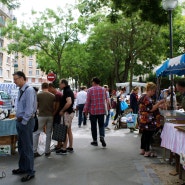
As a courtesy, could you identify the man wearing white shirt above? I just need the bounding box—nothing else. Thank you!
[76,86,87,127]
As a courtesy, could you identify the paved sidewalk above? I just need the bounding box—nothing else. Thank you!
[0,116,175,185]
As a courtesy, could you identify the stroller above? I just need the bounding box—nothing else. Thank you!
[114,108,131,130]
[114,108,138,131]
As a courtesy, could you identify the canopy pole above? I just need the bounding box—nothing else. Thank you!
[169,10,174,110]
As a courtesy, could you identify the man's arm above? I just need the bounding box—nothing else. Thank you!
[59,97,72,115]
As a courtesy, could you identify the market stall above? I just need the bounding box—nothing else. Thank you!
[116,82,146,95]
[160,110,185,179]
[156,54,185,77]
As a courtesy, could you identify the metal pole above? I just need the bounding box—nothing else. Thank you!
[169,9,174,110]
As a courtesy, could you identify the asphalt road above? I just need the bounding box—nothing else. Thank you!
[0,116,165,185]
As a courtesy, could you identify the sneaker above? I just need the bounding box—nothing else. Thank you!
[91,141,98,146]
[67,147,74,153]
[56,149,67,155]
[100,137,106,147]
[112,121,116,125]
[45,152,51,157]
[51,146,61,152]
[105,127,110,130]
[34,152,41,158]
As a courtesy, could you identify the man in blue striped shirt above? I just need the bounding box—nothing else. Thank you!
[12,71,37,182]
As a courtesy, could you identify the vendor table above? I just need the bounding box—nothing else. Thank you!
[161,122,185,179]
[161,122,185,155]
[0,118,17,154]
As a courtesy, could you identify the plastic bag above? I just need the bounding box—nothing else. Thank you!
[126,113,137,124]
[120,101,128,111]
[37,132,46,155]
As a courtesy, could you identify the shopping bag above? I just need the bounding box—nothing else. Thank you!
[37,132,46,155]
[52,117,68,142]
[126,113,137,128]
[120,101,128,111]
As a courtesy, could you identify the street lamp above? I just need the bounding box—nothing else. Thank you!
[162,0,178,110]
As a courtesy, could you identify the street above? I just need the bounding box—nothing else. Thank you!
[0,116,167,185]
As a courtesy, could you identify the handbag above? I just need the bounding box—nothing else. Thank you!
[52,116,68,142]
[33,112,38,132]
[120,101,128,111]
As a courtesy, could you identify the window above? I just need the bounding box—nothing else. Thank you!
[6,57,10,65]
[7,70,10,78]
[36,70,39,76]
[0,68,2,76]
[29,60,32,67]
[29,70,32,75]
[0,54,2,66]
[29,55,33,59]
[0,39,3,48]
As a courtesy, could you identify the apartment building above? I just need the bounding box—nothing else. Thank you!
[16,54,47,89]
[0,3,14,82]
[0,3,47,89]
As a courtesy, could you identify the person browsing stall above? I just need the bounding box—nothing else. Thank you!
[56,79,75,155]
[33,82,55,157]
[138,82,165,157]
[12,71,37,182]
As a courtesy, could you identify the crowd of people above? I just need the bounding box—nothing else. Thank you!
[11,70,185,182]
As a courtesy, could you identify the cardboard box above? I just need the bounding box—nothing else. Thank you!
[0,145,11,156]
[0,135,17,154]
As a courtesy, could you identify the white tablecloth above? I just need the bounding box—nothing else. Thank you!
[161,122,185,155]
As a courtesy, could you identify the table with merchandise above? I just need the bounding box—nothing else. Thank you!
[0,118,17,155]
[160,110,185,179]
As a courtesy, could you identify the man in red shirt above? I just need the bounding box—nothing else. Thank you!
[83,77,107,147]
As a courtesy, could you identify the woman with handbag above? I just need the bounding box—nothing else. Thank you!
[138,82,165,157]
[112,87,126,125]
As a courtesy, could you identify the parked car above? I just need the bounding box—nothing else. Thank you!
[0,91,12,112]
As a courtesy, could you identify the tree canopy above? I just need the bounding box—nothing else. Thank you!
[2,8,80,79]
[1,0,185,89]
[0,0,20,9]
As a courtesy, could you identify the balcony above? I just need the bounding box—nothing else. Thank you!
[0,3,13,18]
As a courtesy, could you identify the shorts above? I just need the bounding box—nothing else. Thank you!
[64,112,74,127]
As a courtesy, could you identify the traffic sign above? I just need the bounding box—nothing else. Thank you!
[47,72,56,82]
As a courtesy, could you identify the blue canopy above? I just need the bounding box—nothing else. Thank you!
[156,54,185,77]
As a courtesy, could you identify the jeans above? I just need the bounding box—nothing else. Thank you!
[33,116,53,153]
[90,114,105,141]
[78,104,86,126]
[104,110,110,127]
[16,117,35,176]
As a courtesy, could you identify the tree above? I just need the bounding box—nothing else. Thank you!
[2,8,80,79]
[77,0,169,25]
[85,14,165,85]
[0,0,20,9]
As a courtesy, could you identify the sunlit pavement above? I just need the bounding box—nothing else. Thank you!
[0,116,165,185]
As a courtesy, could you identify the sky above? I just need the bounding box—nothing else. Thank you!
[14,0,78,23]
